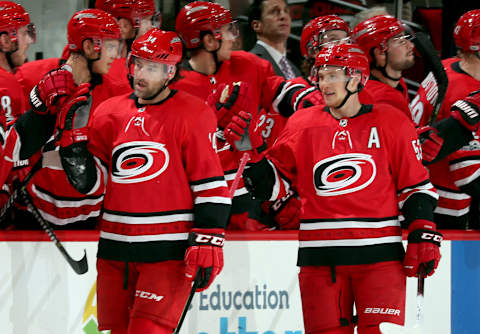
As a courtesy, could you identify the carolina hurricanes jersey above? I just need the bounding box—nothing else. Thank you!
[25,73,133,226]
[0,68,25,189]
[409,57,480,227]
[409,57,480,126]
[171,51,284,202]
[264,104,437,266]
[365,76,411,119]
[0,68,26,122]
[88,91,230,261]
[14,58,62,107]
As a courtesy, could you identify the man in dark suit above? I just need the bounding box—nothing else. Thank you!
[247,0,301,79]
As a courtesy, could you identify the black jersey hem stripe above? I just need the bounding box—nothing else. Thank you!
[297,242,405,266]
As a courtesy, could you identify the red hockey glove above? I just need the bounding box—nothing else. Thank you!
[451,89,480,132]
[263,189,301,230]
[293,86,324,110]
[30,66,77,116]
[56,83,91,148]
[224,111,266,163]
[184,228,225,291]
[404,219,442,278]
[417,125,444,164]
[207,81,251,129]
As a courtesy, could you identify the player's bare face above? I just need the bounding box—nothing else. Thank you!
[316,66,348,107]
[259,0,291,41]
[217,37,234,62]
[10,25,34,67]
[216,22,239,61]
[132,57,170,100]
[118,18,136,40]
[92,39,120,74]
[387,33,415,71]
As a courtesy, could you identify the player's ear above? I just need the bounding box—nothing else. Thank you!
[373,47,386,67]
[0,33,12,52]
[202,33,219,52]
[82,39,98,60]
[251,20,262,34]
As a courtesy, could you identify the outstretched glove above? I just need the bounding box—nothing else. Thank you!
[417,125,444,164]
[207,81,251,129]
[184,228,225,291]
[403,219,442,277]
[451,89,480,132]
[30,66,77,115]
[263,189,301,230]
[56,83,91,148]
[224,111,266,163]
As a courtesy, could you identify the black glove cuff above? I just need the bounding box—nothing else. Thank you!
[188,231,225,247]
[408,229,443,246]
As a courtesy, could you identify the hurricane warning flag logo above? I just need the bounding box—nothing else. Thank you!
[313,153,376,196]
[112,141,169,184]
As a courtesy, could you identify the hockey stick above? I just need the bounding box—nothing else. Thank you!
[413,32,448,125]
[173,152,250,333]
[229,152,250,198]
[18,187,88,275]
[173,270,200,334]
[380,266,427,334]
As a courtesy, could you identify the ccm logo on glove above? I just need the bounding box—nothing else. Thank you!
[420,232,443,243]
[194,233,225,247]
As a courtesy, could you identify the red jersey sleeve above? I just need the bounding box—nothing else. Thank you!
[385,108,438,210]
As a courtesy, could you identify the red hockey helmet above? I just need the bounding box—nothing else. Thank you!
[313,43,370,87]
[95,0,159,28]
[300,15,350,58]
[175,1,233,49]
[352,15,408,62]
[67,9,121,53]
[129,28,182,65]
[453,9,480,52]
[128,28,182,80]
[0,1,34,43]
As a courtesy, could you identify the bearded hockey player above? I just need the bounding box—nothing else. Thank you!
[224,43,441,334]
[33,27,231,333]
[352,15,414,118]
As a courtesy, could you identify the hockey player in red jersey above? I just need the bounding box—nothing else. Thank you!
[18,9,125,228]
[409,9,480,229]
[0,1,37,197]
[96,0,160,89]
[224,44,441,333]
[172,1,313,230]
[352,15,414,118]
[53,28,230,333]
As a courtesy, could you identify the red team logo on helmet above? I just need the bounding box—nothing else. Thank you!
[312,43,370,87]
[300,15,350,58]
[67,8,121,53]
[352,15,406,62]
[175,1,233,49]
[453,9,480,52]
[0,1,35,43]
[111,141,170,184]
[313,153,377,196]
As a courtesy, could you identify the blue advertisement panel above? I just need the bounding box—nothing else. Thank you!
[451,241,480,334]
